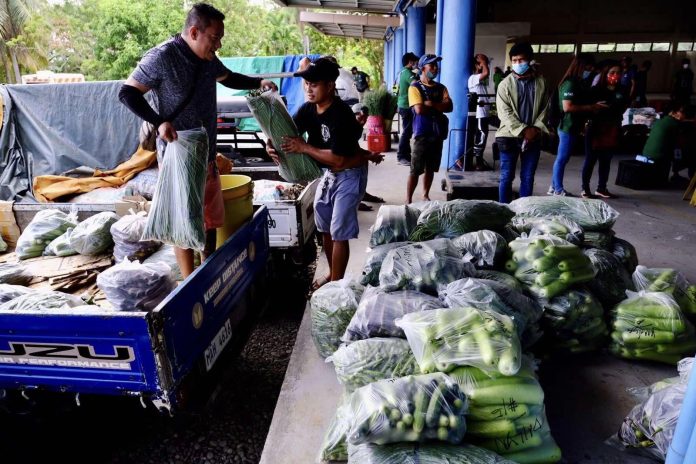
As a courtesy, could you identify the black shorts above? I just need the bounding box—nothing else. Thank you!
[411,136,444,176]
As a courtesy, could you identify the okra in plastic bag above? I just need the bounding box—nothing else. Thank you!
[43,228,77,257]
[97,258,175,312]
[142,128,208,250]
[318,395,351,462]
[438,278,543,346]
[369,205,420,247]
[379,239,474,295]
[632,266,696,317]
[342,287,441,341]
[69,211,119,255]
[329,338,419,393]
[347,443,516,464]
[540,288,608,353]
[410,200,514,241]
[584,248,634,309]
[346,373,468,446]
[511,214,584,245]
[15,209,77,259]
[610,291,696,364]
[111,212,161,262]
[361,242,412,287]
[310,278,364,358]
[396,307,521,376]
[509,196,619,231]
[451,230,509,269]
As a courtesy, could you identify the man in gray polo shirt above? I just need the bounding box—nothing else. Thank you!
[119,2,275,277]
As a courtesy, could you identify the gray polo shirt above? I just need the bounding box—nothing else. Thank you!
[132,34,259,162]
[516,77,536,127]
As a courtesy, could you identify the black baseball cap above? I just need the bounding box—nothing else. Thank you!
[403,52,418,62]
[294,58,340,83]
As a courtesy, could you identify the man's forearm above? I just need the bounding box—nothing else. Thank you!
[118,84,163,126]
[304,145,364,170]
[220,71,262,90]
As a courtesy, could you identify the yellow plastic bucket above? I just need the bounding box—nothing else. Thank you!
[216,175,254,248]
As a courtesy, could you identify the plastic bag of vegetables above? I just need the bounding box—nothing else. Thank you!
[511,214,584,245]
[509,196,619,231]
[613,357,693,460]
[142,128,208,251]
[0,262,33,285]
[15,209,77,259]
[610,291,696,364]
[361,242,412,286]
[584,249,634,309]
[611,237,639,273]
[540,289,608,353]
[410,200,514,241]
[474,270,523,291]
[345,373,468,446]
[632,266,696,317]
[43,228,77,257]
[69,211,120,255]
[310,278,364,358]
[111,212,161,262]
[347,443,516,464]
[506,236,596,299]
[451,230,508,269]
[438,278,543,347]
[0,284,34,304]
[582,230,615,250]
[397,307,522,376]
[329,338,419,392]
[449,361,562,464]
[319,396,351,462]
[379,239,474,295]
[0,290,84,311]
[369,205,420,247]
[97,258,175,312]
[343,288,441,341]
[144,245,183,281]
[246,91,322,183]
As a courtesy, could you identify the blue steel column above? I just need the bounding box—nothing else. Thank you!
[393,27,405,88]
[406,6,426,57]
[435,0,444,58]
[384,38,392,87]
[438,0,476,169]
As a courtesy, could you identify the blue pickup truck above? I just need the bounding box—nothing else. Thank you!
[0,205,270,414]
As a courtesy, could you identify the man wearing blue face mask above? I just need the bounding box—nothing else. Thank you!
[494,42,550,203]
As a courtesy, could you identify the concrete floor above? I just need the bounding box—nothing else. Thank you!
[259,144,696,464]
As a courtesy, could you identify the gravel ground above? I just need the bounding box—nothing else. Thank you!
[0,252,315,464]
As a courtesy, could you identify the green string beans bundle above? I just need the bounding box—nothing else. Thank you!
[246,91,322,183]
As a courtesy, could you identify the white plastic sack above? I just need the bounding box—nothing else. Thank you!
[43,228,77,257]
[361,241,413,287]
[509,196,619,231]
[451,230,508,268]
[310,278,364,358]
[0,284,34,304]
[97,258,175,312]
[15,209,77,259]
[143,245,183,281]
[69,211,119,255]
[111,212,161,262]
[0,290,84,311]
[369,205,420,247]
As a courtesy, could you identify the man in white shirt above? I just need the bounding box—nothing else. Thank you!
[467,54,492,170]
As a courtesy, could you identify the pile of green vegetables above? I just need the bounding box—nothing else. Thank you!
[506,236,596,299]
[15,209,77,259]
[632,266,696,319]
[43,228,77,257]
[511,214,584,246]
[396,307,521,376]
[246,91,322,183]
[409,200,514,241]
[310,278,364,358]
[369,205,420,247]
[610,291,696,364]
[451,230,509,269]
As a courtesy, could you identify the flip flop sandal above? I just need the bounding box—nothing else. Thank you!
[358,202,373,211]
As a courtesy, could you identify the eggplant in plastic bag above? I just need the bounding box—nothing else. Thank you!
[451,230,509,269]
[343,287,441,341]
[142,128,208,250]
[346,373,468,446]
[369,205,420,247]
[97,258,175,312]
[310,278,364,358]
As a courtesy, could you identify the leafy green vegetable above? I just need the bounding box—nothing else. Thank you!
[369,205,420,247]
[410,200,514,241]
[509,196,619,231]
[310,278,364,358]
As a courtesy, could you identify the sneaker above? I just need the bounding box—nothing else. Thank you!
[547,186,555,195]
[398,159,410,166]
[581,189,596,199]
[595,189,616,199]
[554,190,575,197]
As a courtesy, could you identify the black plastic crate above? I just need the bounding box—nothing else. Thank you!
[615,159,668,190]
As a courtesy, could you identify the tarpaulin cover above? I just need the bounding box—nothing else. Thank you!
[0,81,145,202]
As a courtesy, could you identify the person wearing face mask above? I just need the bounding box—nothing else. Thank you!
[406,54,453,204]
[494,42,550,203]
[672,58,694,106]
[581,61,628,199]
[119,2,276,278]
[396,52,420,166]
[548,53,607,197]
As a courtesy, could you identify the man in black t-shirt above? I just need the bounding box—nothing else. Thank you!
[267,58,383,288]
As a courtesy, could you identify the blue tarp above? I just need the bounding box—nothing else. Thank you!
[281,54,320,116]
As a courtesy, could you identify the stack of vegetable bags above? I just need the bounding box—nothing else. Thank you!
[396,307,522,376]
[379,239,474,295]
[610,291,696,364]
[409,200,514,241]
[613,357,693,460]
[511,214,584,246]
[0,290,84,311]
[246,91,322,183]
[451,230,509,269]
[449,358,562,464]
[509,196,619,232]
[97,258,175,312]
[111,212,161,262]
[361,242,413,286]
[69,211,120,255]
[347,443,516,464]
[15,209,77,259]
[539,289,608,353]
[369,205,420,247]
[310,278,364,358]
[632,266,696,320]
[506,236,596,299]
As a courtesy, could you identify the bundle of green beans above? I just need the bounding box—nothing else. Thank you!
[246,91,322,183]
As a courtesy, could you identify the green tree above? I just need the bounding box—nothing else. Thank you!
[0,0,46,83]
